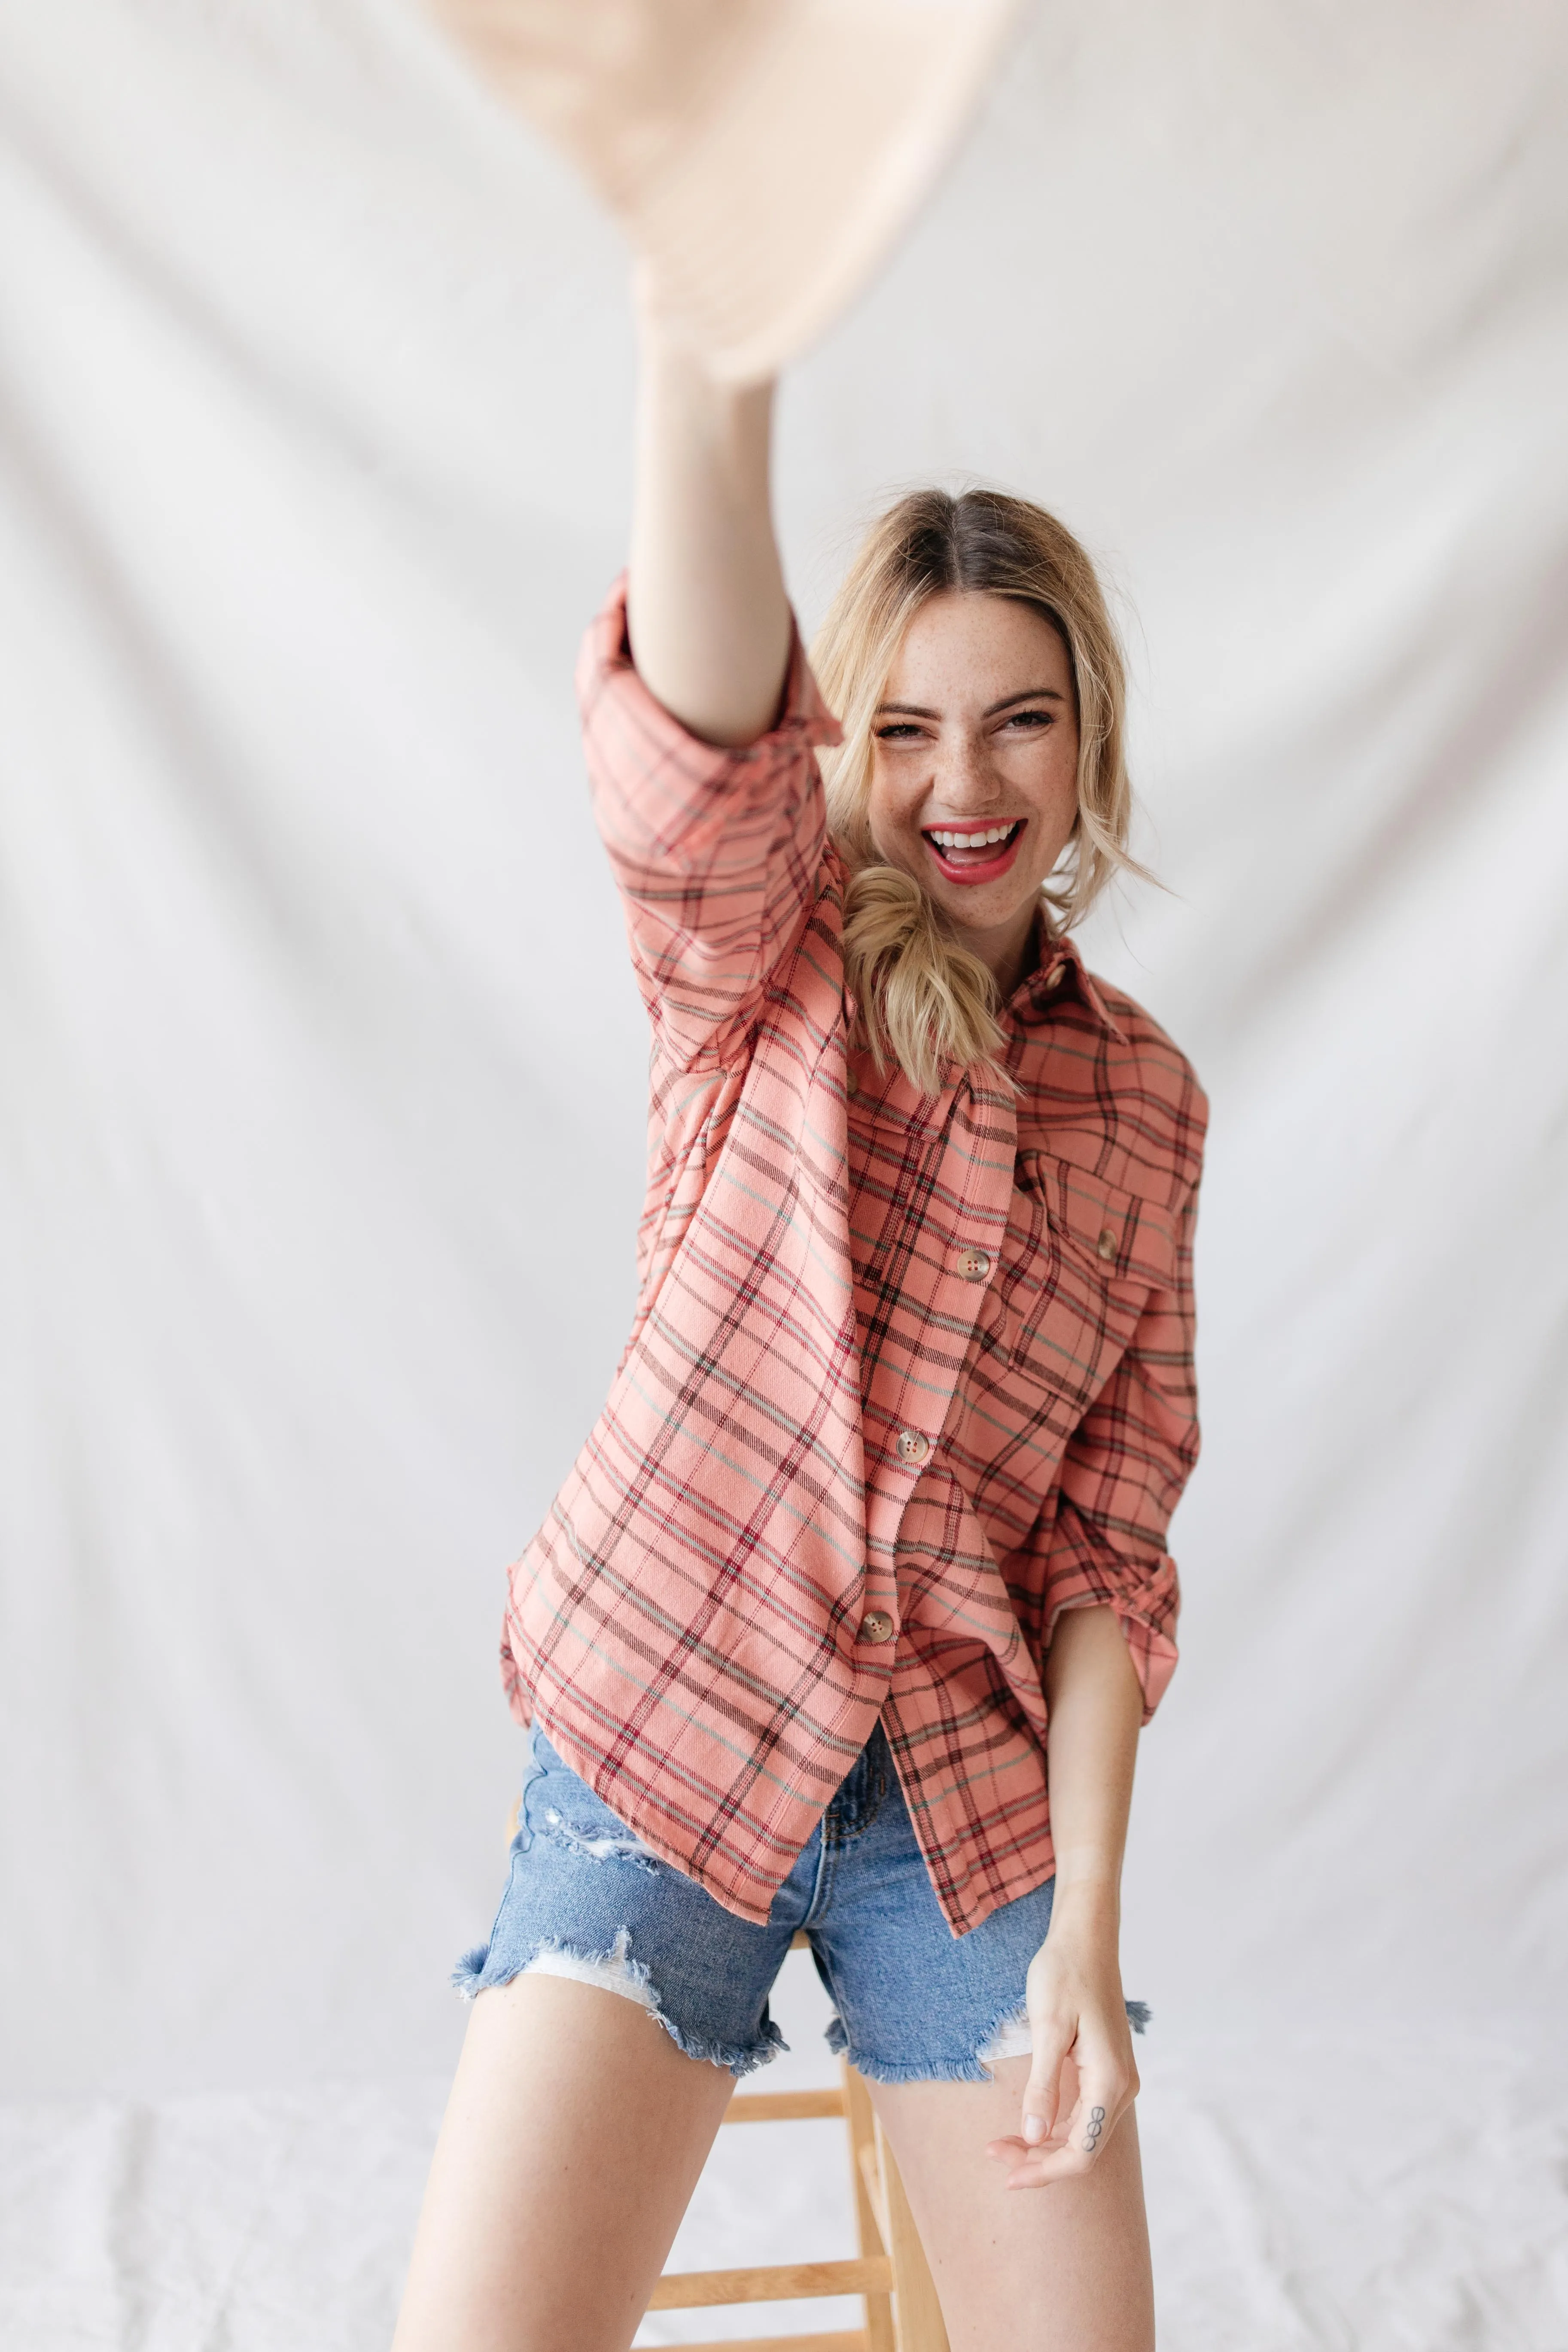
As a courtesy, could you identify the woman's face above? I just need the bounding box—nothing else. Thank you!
[866,590,1080,987]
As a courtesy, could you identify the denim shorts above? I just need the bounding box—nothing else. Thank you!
[455,1720,1148,2083]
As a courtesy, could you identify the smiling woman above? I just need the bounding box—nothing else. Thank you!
[395,285,1203,2352]
[814,488,1145,1087]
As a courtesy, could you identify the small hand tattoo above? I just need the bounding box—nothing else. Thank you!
[1081,2104,1106,2154]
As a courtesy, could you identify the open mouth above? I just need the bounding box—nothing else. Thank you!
[921,819,1027,885]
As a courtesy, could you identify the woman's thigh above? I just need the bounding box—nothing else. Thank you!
[393,1971,736,2352]
[396,1725,803,2350]
[871,2054,1154,2352]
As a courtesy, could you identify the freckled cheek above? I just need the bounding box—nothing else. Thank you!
[1021,757,1081,862]
[1028,808,1079,882]
[865,774,928,866]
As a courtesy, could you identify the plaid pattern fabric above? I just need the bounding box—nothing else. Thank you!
[502,580,1207,1935]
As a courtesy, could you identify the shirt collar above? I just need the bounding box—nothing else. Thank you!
[1005,922,1126,1041]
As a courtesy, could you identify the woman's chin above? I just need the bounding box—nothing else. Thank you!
[929,871,1046,947]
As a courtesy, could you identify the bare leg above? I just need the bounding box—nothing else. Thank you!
[393,1973,736,2352]
[871,2054,1154,2352]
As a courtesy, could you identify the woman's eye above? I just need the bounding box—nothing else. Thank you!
[874,723,925,742]
[1003,709,1052,730]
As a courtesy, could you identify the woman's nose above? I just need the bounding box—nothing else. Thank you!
[930,731,1000,811]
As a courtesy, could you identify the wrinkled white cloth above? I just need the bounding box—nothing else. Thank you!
[2,0,1566,2343]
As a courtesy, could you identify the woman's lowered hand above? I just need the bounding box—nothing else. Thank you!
[986,1909,1138,2188]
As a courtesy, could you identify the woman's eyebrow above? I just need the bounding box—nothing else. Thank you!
[983,687,1066,715]
[874,688,1067,719]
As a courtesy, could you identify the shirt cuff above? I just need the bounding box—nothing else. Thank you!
[575,573,843,769]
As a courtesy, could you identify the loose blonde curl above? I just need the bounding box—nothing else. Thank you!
[811,489,1143,1094]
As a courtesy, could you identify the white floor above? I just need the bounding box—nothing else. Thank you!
[3,1955,1565,2351]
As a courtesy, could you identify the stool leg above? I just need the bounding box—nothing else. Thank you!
[840,2063,897,2352]
[872,2110,950,2352]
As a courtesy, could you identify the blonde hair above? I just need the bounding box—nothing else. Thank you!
[811,488,1141,1093]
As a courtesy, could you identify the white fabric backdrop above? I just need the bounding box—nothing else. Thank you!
[3,2,1566,2344]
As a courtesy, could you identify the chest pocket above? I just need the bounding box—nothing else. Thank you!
[983,1150,1180,1415]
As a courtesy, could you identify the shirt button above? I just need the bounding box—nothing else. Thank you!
[895,1429,931,1465]
[1096,1229,1119,1262]
[859,1610,895,1645]
[1042,964,1066,991]
[956,1245,991,1281]
[845,1072,859,1097]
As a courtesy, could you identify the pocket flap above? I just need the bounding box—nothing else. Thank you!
[1018,1151,1180,1291]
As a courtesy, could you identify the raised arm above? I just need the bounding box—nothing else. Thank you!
[626,286,793,747]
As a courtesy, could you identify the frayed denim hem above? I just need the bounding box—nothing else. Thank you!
[827,1993,1153,2085]
[450,1930,786,2080]
[828,1982,1032,2084]
[837,2039,999,2087]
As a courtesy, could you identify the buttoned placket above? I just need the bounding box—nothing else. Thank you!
[852,1074,1015,1670]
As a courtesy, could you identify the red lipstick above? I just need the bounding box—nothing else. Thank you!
[922,820,1026,887]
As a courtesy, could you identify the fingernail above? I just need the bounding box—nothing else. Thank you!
[1023,2113,1045,2144]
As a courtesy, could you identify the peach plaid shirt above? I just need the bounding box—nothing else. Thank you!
[502,582,1207,1935]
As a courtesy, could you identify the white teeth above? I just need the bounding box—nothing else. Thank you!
[928,824,1017,849]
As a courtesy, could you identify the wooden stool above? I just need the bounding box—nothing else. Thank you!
[648,1939,949,2352]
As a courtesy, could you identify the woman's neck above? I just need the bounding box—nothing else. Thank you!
[957,899,1043,1003]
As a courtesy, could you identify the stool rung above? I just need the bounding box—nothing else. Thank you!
[647,2255,892,2310]
[725,2087,846,2122]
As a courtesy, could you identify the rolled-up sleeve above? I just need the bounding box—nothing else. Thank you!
[575,577,842,1073]
[1040,1183,1202,1719]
